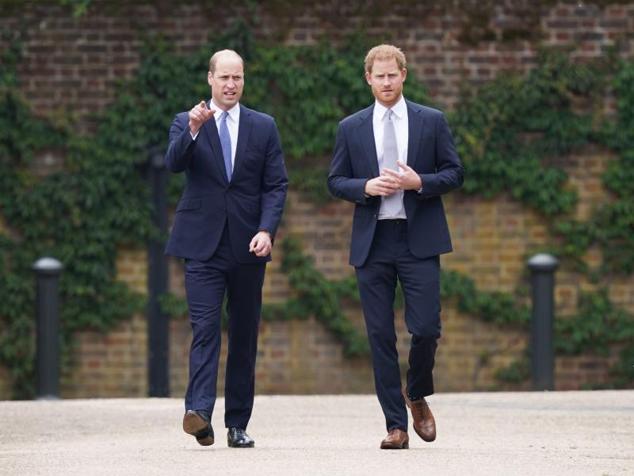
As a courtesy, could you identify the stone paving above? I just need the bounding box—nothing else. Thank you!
[0,391,632,475]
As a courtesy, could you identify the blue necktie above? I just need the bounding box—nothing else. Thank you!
[219,111,232,181]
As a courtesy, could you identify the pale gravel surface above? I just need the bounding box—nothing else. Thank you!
[0,391,632,476]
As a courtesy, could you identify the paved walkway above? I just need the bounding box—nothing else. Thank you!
[0,391,632,475]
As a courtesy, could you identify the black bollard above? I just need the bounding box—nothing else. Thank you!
[527,253,558,391]
[147,147,170,397]
[32,257,63,399]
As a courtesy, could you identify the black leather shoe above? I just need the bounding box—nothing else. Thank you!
[227,427,255,448]
[183,410,214,446]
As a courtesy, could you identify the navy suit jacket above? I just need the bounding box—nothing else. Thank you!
[328,100,463,267]
[165,104,288,264]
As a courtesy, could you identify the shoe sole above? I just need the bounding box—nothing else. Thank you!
[183,413,214,446]
[380,441,409,449]
[412,425,436,443]
[227,440,255,448]
[414,427,436,442]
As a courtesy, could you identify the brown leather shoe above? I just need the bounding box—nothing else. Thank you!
[183,410,214,446]
[380,429,409,449]
[403,390,436,442]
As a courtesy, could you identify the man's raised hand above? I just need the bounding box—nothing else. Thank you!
[188,101,215,135]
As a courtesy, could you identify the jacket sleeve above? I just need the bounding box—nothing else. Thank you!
[417,113,464,199]
[165,113,195,173]
[327,122,370,205]
[258,119,288,239]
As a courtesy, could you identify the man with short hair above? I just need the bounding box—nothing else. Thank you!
[328,44,463,449]
[165,49,288,448]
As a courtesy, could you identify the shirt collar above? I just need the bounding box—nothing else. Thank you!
[210,100,240,123]
[374,95,406,121]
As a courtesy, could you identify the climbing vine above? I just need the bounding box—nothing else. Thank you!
[0,33,151,397]
[450,49,634,386]
[1,12,633,397]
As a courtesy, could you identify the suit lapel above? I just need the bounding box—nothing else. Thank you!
[358,106,380,177]
[202,114,229,184]
[233,105,252,180]
[406,101,427,169]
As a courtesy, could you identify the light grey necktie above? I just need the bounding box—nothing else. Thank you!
[218,111,232,181]
[382,109,402,215]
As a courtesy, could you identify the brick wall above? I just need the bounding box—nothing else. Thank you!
[1,2,633,398]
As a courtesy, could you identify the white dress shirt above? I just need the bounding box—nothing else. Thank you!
[190,100,240,169]
[372,95,408,219]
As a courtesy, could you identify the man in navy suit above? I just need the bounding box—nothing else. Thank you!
[328,44,463,449]
[165,49,288,448]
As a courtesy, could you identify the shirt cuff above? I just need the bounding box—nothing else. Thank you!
[416,175,423,194]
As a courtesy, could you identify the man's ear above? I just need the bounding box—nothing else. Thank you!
[365,71,372,86]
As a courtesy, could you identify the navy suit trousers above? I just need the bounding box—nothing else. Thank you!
[355,219,440,432]
[184,223,265,430]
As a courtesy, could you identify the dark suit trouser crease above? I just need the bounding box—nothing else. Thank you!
[355,219,441,432]
[184,223,265,430]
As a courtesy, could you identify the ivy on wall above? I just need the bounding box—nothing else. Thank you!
[0,32,153,397]
[267,236,533,358]
[495,287,634,388]
[262,238,368,357]
[269,237,634,388]
[1,15,633,397]
[555,60,634,275]
[449,49,634,386]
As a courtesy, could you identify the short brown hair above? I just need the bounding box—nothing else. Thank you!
[208,49,244,74]
[364,44,407,73]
